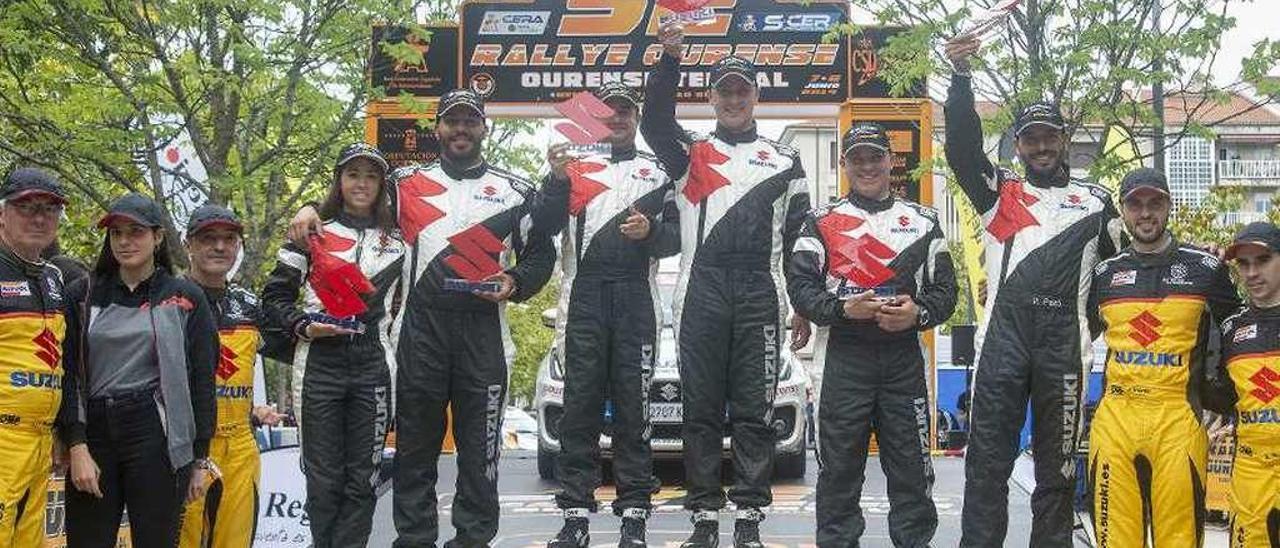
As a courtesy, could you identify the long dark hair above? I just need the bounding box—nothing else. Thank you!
[318,161,397,233]
[91,228,174,278]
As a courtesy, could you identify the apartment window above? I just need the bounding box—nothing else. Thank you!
[1165,136,1214,208]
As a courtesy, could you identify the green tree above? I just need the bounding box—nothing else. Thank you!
[0,0,550,408]
[0,0,419,282]
[853,0,1279,180]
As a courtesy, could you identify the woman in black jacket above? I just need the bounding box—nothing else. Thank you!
[59,193,219,547]
[261,144,404,547]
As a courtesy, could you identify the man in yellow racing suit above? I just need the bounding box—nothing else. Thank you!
[0,168,70,547]
[1086,169,1240,546]
[180,204,283,548]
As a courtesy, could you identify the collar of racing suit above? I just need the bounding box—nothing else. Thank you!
[1126,236,1180,268]
[191,280,227,304]
[1025,164,1071,189]
[334,210,376,230]
[611,145,637,162]
[0,244,45,278]
[714,122,758,145]
[1250,303,1280,318]
[846,190,895,213]
[441,157,489,180]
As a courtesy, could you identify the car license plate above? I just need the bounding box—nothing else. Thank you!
[649,403,682,423]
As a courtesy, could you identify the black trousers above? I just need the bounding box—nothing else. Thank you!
[299,337,393,548]
[554,277,660,514]
[815,339,936,548]
[961,301,1087,548]
[66,391,192,547]
[393,307,510,547]
[677,267,781,512]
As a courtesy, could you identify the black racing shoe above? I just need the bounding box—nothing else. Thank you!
[619,508,648,548]
[548,509,590,548]
[733,508,765,548]
[679,511,720,548]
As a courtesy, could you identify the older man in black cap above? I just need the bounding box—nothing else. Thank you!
[641,22,811,548]
[944,36,1126,546]
[179,203,284,548]
[0,167,72,548]
[1085,168,1240,547]
[541,81,679,548]
[789,124,957,548]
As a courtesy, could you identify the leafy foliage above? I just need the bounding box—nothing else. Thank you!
[506,280,559,405]
[853,0,1279,182]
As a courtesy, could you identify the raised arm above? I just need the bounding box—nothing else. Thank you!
[943,37,1000,214]
[640,23,692,182]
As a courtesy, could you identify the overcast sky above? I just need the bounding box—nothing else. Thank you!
[848,0,1278,85]
[525,1,1279,155]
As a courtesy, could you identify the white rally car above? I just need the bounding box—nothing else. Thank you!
[534,258,811,480]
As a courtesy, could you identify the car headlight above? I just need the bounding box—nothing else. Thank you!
[549,352,564,381]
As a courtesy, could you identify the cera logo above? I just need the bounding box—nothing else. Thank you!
[1248,366,1280,404]
[1128,311,1161,347]
[478,11,550,36]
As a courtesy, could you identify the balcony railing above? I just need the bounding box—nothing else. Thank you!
[1220,211,1270,225]
[1218,160,1280,181]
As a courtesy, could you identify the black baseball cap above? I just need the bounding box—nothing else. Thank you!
[1014,101,1066,137]
[594,82,641,108]
[186,203,243,236]
[1,167,68,204]
[336,143,389,173]
[1119,167,1170,201]
[709,55,757,88]
[97,192,166,228]
[437,88,486,119]
[841,123,892,157]
[1226,222,1280,260]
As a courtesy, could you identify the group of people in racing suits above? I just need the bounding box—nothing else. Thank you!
[4,18,1278,548]
[945,34,1280,548]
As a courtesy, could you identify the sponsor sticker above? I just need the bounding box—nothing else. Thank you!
[1234,323,1259,342]
[478,11,550,36]
[1110,270,1137,287]
[738,12,839,32]
[0,281,31,298]
[659,7,716,26]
